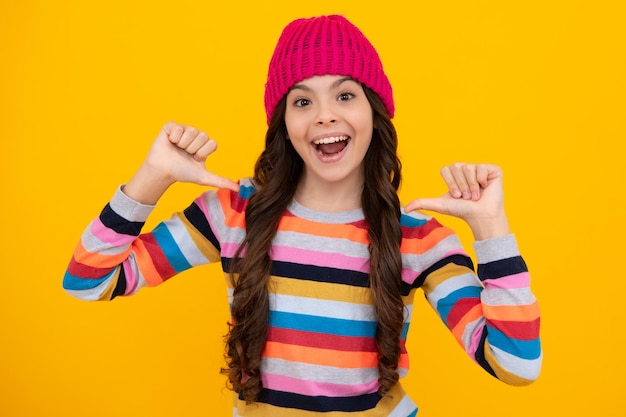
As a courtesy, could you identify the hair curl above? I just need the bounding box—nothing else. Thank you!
[222,86,404,402]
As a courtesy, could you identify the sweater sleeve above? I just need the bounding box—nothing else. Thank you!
[420,233,542,386]
[63,186,223,301]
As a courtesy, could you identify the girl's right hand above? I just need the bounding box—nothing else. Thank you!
[123,122,239,204]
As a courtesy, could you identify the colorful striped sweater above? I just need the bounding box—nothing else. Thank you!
[63,179,542,416]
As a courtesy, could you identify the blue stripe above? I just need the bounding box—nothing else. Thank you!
[270,311,377,337]
[400,213,427,227]
[488,326,542,360]
[239,183,255,199]
[63,269,115,291]
[436,285,482,321]
[401,322,410,339]
[151,223,191,273]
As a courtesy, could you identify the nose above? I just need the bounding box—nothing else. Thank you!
[315,103,339,126]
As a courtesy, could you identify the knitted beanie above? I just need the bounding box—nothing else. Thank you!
[264,15,394,124]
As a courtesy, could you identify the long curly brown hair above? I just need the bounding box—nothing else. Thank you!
[222,85,404,403]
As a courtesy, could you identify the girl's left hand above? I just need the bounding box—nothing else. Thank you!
[404,163,510,240]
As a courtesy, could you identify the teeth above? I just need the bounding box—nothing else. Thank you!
[313,136,348,145]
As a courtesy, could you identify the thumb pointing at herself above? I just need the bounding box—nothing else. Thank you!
[149,122,240,192]
[404,163,505,223]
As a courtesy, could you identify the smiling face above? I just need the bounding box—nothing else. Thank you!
[284,75,374,197]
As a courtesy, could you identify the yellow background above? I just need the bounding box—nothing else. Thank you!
[1,0,624,416]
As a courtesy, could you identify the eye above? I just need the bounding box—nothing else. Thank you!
[293,98,311,107]
[338,92,355,101]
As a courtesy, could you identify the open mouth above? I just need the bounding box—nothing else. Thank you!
[312,135,350,156]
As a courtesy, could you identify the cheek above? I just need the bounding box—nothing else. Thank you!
[355,114,374,137]
[350,104,374,132]
[284,111,307,139]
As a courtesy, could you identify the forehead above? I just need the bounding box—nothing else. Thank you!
[288,75,360,92]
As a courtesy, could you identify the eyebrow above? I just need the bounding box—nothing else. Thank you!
[289,76,355,92]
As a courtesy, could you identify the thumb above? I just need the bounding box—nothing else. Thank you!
[404,196,450,215]
[193,166,240,193]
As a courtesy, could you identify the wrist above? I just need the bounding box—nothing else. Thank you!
[123,163,175,205]
[467,213,510,241]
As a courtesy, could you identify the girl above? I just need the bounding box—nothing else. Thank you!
[64,14,542,416]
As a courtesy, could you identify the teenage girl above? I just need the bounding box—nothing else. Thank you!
[64,14,541,416]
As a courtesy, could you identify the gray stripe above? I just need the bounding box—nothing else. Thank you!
[474,234,520,263]
[81,228,129,256]
[287,199,365,223]
[274,230,369,258]
[481,287,536,306]
[262,357,379,385]
[110,186,155,222]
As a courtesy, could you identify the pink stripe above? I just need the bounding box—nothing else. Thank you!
[90,218,136,246]
[401,268,417,284]
[271,246,369,272]
[194,194,209,214]
[221,242,245,258]
[121,262,138,295]
[466,318,486,361]
[483,272,530,289]
[262,373,379,397]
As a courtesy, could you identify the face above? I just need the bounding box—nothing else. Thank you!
[284,74,374,190]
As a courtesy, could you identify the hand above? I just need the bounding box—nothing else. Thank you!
[404,163,510,240]
[123,122,239,204]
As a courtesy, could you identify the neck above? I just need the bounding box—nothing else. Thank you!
[294,173,364,212]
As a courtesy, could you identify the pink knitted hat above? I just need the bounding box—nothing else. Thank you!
[264,15,394,124]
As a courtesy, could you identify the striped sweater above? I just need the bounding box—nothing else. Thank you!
[64,179,542,416]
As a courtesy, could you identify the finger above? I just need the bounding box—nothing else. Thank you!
[185,130,210,156]
[450,163,471,200]
[484,164,503,185]
[163,121,184,144]
[193,137,218,162]
[461,164,481,201]
[476,164,491,189]
[177,126,199,149]
[449,163,475,200]
[440,166,462,198]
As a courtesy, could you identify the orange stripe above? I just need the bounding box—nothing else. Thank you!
[264,341,378,368]
[483,301,540,322]
[217,191,246,229]
[398,352,409,369]
[132,238,163,287]
[450,303,483,343]
[401,226,455,255]
[73,241,132,268]
[278,216,369,243]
